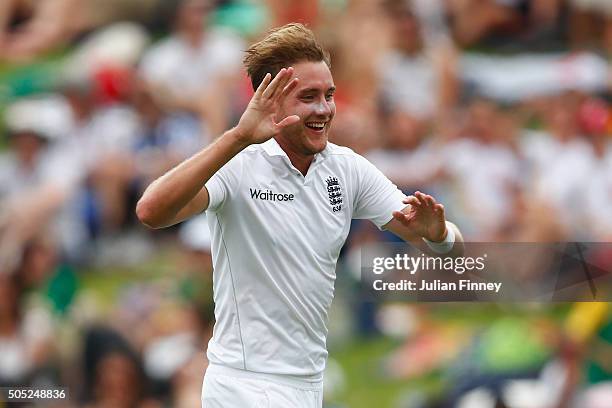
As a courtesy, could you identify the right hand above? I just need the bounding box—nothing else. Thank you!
[235,67,300,145]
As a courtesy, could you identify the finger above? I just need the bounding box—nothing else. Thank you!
[424,194,435,207]
[403,195,420,206]
[271,67,295,100]
[415,192,428,206]
[276,114,300,128]
[434,204,446,220]
[262,67,292,100]
[261,69,285,99]
[279,77,299,100]
[413,191,425,205]
[393,210,413,225]
[254,73,272,98]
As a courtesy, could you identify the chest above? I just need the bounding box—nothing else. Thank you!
[234,166,353,256]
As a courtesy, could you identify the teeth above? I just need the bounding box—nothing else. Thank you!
[306,122,326,129]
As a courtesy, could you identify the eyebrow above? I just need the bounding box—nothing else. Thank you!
[298,86,336,94]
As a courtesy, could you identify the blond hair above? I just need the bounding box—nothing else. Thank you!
[243,23,331,91]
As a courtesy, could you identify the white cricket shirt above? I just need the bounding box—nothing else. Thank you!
[205,138,406,379]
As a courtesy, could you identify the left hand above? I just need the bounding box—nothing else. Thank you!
[392,191,447,242]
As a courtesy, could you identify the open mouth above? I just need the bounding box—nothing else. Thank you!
[304,121,326,132]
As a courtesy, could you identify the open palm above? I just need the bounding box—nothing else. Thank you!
[392,191,447,242]
[236,67,300,145]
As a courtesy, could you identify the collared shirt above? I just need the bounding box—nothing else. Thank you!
[204,138,406,378]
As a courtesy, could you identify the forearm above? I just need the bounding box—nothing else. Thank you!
[136,127,248,228]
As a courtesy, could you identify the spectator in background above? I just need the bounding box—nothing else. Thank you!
[561,302,612,408]
[0,0,82,62]
[441,99,523,239]
[0,273,30,386]
[60,79,142,236]
[378,0,458,122]
[81,326,158,408]
[0,128,58,197]
[139,0,245,138]
[364,0,458,196]
[0,273,56,388]
[0,118,81,272]
[130,80,203,192]
[265,0,320,27]
[521,93,596,239]
[0,0,172,62]
[366,110,444,192]
[604,15,612,54]
[569,0,612,50]
[578,97,612,240]
[447,0,564,49]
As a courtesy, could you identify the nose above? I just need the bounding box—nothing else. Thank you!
[315,98,332,118]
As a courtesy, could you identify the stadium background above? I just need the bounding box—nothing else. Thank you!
[0,0,611,407]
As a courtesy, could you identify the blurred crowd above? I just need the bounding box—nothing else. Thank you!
[1,0,612,407]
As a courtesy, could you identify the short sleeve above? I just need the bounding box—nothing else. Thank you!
[352,154,407,229]
[205,153,244,212]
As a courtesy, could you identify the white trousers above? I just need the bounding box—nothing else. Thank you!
[202,364,323,408]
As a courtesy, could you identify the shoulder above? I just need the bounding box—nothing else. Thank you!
[222,142,267,167]
[326,142,356,156]
[241,142,268,156]
[326,142,374,168]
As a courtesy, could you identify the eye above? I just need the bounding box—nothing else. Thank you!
[301,95,315,101]
[325,94,334,102]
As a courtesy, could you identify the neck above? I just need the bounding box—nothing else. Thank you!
[274,137,315,176]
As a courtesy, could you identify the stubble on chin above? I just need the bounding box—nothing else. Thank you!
[303,130,328,155]
[279,123,329,155]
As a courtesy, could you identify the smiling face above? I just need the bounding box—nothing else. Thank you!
[275,60,336,157]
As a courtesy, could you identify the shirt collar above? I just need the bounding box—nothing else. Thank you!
[261,138,287,157]
[261,138,330,164]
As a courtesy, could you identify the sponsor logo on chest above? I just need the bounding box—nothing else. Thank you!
[249,188,294,202]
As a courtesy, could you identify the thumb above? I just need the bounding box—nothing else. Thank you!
[276,115,300,129]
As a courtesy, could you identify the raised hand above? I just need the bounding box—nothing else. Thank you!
[392,191,447,242]
[235,67,300,145]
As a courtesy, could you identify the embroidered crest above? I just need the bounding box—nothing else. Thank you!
[325,176,343,212]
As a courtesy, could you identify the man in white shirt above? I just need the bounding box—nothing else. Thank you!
[137,23,463,408]
[139,0,244,137]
